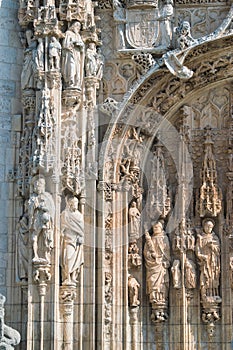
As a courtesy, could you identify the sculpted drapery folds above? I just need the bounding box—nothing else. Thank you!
[60,195,84,285]
[128,202,141,242]
[196,219,221,303]
[61,21,85,90]
[144,221,171,306]
[28,176,55,264]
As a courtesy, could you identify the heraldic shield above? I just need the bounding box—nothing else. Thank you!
[126,9,159,48]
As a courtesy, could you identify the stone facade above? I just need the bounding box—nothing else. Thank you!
[0,0,233,349]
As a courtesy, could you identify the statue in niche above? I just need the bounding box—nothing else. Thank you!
[96,48,104,80]
[171,259,181,289]
[21,29,38,90]
[128,275,140,307]
[144,221,170,306]
[196,219,221,303]
[35,37,44,71]
[128,202,141,242]
[28,176,55,264]
[185,259,196,289]
[61,21,85,90]
[85,42,98,77]
[49,36,61,70]
[153,0,174,50]
[60,195,84,285]
[16,205,29,281]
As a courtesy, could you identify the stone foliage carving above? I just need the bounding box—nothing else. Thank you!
[104,272,113,339]
[196,219,221,304]
[28,176,55,264]
[60,195,84,286]
[62,21,85,90]
[144,221,170,322]
[128,275,140,307]
[0,295,20,349]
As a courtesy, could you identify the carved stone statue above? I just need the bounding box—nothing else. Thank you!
[85,42,98,77]
[16,207,29,281]
[49,36,61,70]
[128,275,140,307]
[28,176,55,264]
[128,202,141,242]
[96,48,104,80]
[175,21,197,50]
[35,37,44,71]
[0,294,21,349]
[153,0,174,50]
[185,259,196,289]
[61,21,84,89]
[171,259,181,289]
[144,221,170,307]
[196,219,221,303]
[21,29,38,90]
[60,195,84,285]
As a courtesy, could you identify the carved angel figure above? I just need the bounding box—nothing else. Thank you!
[60,195,84,285]
[144,221,170,305]
[196,219,221,303]
[28,176,55,264]
[61,21,84,89]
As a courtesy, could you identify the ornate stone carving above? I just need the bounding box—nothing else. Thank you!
[60,195,84,286]
[199,127,222,218]
[153,0,174,50]
[28,175,55,264]
[21,30,39,91]
[175,21,197,50]
[147,142,170,222]
[128,242,141,268]
[61,21,85,90]
[104,272,113,339]
[0,294,21,349]
[128,201,141,242]
[144,221,170,322]
[128,275,140,307]
[49,37,61,71]
[60,286,77,350]
[196,219,221,302]
[32,87,56,172]
[132,53,155,75]
[171,259,181,289]
[16,207,29,282]
[59,0,86,22]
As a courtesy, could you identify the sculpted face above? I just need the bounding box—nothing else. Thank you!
[203,220,214,234]
[34,178,45,194]
[68,197,79,211]
[152,222,163,235]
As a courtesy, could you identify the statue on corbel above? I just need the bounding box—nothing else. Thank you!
[144,220,171,322]
[28,175,55,265]
[196,218,221,338]
[60,194,84,286]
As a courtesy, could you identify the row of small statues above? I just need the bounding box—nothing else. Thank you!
[128,218,221,309]
[21,21,104,91]
[17,175,84,286]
